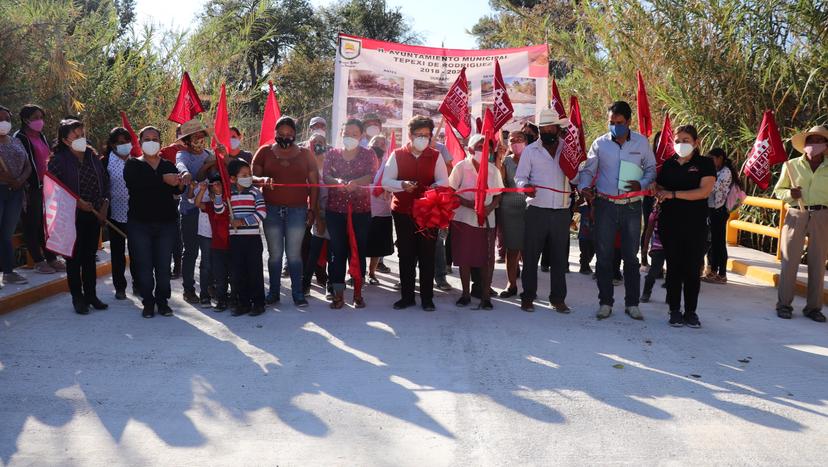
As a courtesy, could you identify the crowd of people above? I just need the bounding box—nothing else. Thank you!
[1,99,826,327]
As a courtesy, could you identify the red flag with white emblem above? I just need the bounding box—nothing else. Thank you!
[168,72,205,124]
[492,59,514,132]
[743,110,787,190]
[439,68,471,138]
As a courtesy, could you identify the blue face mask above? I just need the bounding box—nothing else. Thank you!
[610,124,629,139]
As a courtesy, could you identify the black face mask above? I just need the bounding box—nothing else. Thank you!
[314,143,326,155]
[525,133,538,144]
[540,132,558,145]
[275,136,294,149]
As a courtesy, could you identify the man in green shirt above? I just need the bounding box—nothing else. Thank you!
[773,125,828,322]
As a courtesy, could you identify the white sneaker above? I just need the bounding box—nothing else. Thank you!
[597,305,612,320]
[625,306,643,320]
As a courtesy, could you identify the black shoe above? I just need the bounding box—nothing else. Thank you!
[214,299,228,312]
[669,310,684,327]
[683,311,701,328]
[476,299,494,310]
[456,295,471,307]
[579,264,593,275]
[207,285,217,300]
[142,304,155,318]
[249,305,266,316]
[376,262,391,274]
[393,299,415,310]
[470,287,482,299]
[158,304,173,317]
[183,290,199,303]
[199,296,212,307]
[422,300,436,312]
[640,291,651,303]
[295,299,309,308]
[232,305,250,316]
[73,299,90,315]
[303,285,311,296]
[550,302,571,314]
[115,289,127,300]
[520,298,535,312]
[804,308,827,323]
[265,292,280,304]
[87,297,109,310]
[499,287,518,298]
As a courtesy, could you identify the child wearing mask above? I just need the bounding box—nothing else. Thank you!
[195,173,232,311]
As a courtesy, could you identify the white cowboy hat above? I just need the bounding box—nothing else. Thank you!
[176,118,212,142]
[791,125,828,153]
[537,107,569,127]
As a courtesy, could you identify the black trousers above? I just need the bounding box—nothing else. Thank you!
[521,206,570,302]
[230,235,265,307]
[579,238,595,267]
[212,248,230,299]
[67,211,100,302]
[707,207,729,276]
[661,213,707,313]
[393,212,436,303]
[109,219,136,292]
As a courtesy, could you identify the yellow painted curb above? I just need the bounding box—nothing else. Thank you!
[727,258,828,305]
[0,261,113,315]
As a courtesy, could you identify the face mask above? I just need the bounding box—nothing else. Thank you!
[609,124,629,139]
[365,126,380,137]
[230,138,241,150]
[412,136,430,152]
[237,176,253,188]
[28,119,45,132]
[674,142,695,158]
[315,144,327,155]
[540,132,558,145]
[342,137,359,151]
[473,150,484,163]
[70,137,87,152]
[804,143,827,158]
[275,136,294,149]
[510,142,526,156]
[0,121,11,135]
[189,138,206,154]
[312,129,326,138]
[141,141,160,156]
[525,133,537,144]
[115,143,133,156]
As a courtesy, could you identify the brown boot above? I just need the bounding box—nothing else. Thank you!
[330,291,344,309]
[353,295,366,309]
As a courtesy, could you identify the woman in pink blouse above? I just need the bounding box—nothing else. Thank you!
[322,119,377,309]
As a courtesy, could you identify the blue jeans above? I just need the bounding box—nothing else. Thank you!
[198,235,212,297]
[0,187,23,273]
[129,220,176,308]
[263,205,307,302]
[326,210,371,292]
[180,211,199,293]
[593,198,642,307]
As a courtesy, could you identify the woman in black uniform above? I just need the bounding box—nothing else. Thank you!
[654,125,715,328]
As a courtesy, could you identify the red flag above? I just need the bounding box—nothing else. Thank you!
[211,83,233,194]
[550,78,568,120]
[259,80,282,147]
[655,113,676,173]
[559,97,586,180]
[119,111,142,157]
[445,124,466,168]
[168,72,205,124]
[476,109,495,227]
[492,59,514,131]
[743,110,787,190]
[372,131,398,196]
[42,172,79,257]
[636,70,652,137]
[439,68,471,138]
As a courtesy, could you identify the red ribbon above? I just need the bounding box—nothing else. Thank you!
[412,187,460,232]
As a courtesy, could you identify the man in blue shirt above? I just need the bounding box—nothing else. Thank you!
[579,101,656,321]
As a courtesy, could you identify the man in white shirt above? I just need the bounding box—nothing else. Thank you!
[514,108,573,313]
[382,116,449,311]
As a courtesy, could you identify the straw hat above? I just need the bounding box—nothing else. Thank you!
[791,125,828,153]
[176,118,212,142]
[537,107,569,127]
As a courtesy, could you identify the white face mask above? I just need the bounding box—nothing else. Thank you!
[473,150,484,163]
[237,176,253,188]
[115,143,133,156]
[674,142,695,158]
[342,137,359,151]
[230,138,241,150]
[412,136,430,152]
[312,129,326,138]
[365,126,380,137]
[0,121,11,135]
[141,141,160,156]
[70,137,87,152]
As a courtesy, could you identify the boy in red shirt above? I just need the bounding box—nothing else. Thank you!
[195,173,231,311]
